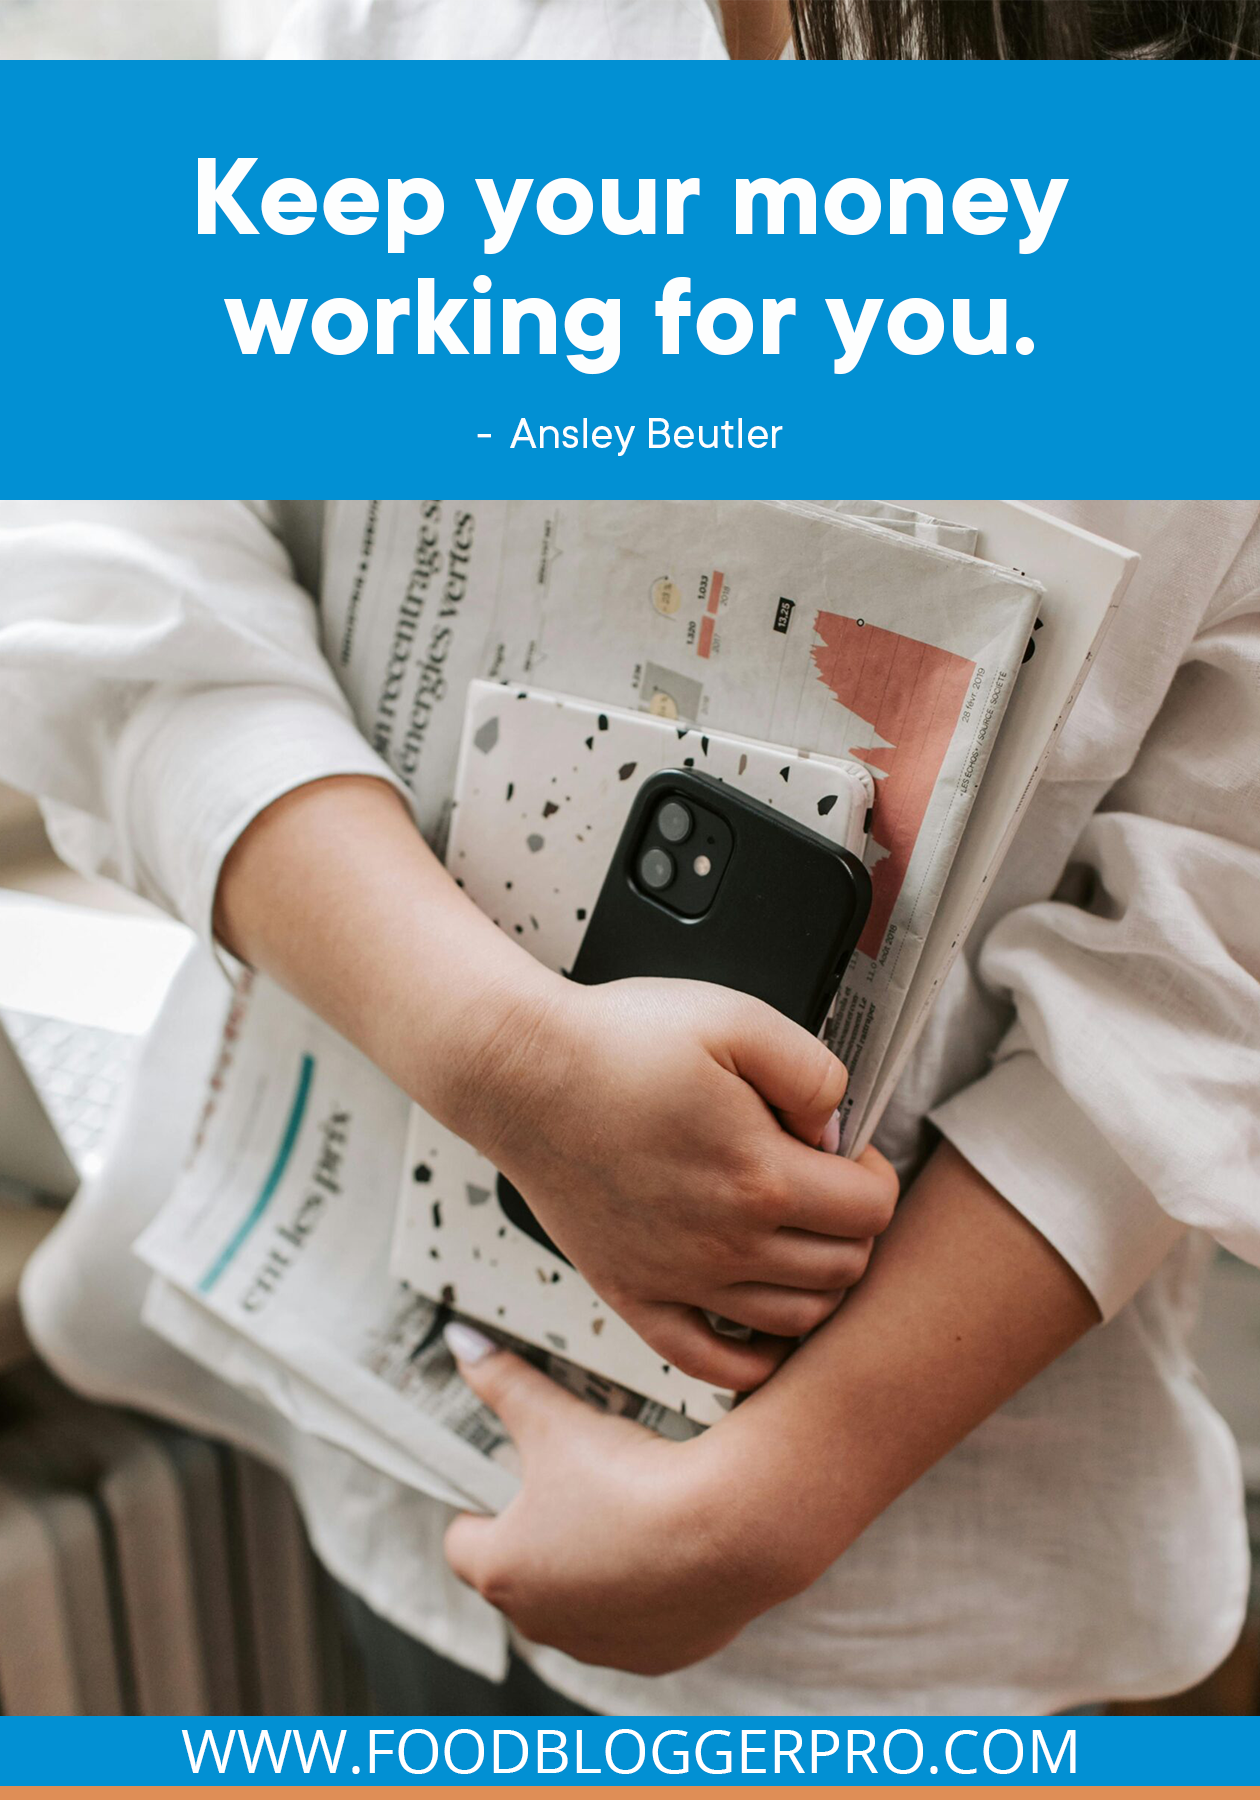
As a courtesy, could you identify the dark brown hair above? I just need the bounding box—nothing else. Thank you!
[789,0,1260,58]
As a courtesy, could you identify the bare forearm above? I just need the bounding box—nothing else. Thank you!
[710,1140,1101,1584]
[208,774,906,1390]
[434,1138,1104,1674]
[212,776,561,1133]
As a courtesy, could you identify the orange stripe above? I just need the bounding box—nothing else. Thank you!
[0,1788,1232,1799]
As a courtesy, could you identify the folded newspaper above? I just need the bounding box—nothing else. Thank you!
[136,499,1136,1512]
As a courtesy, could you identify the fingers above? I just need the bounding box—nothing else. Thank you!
[770,1139,900,1238]
[444,1509,500,1597]
[722,997,848,1147]
[855,1143,899,1189]
[633,1302,790,1392]
[444,1323,585,1456]
[717,1283,845,1337]
[750,1229,875,1292]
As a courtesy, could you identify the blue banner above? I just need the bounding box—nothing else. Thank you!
[0,59,1255,498]
[0,1714,1254,1785]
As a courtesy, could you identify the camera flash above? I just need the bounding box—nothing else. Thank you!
[692,854,712,877]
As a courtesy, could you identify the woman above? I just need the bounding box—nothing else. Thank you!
[232,1,1260,61]
[2,4,1258,1721]
[5,489,1257,1712]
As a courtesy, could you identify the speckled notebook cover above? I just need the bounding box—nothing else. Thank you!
[391,681,872,1425]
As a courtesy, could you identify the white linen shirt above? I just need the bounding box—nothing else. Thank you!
[1,496,1257,1716]
[231,0,735,59]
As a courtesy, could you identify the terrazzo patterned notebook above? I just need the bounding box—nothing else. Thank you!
[391,681,872,1424]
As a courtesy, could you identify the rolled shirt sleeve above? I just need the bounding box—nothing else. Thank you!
[931,1034,1186,1319]
[932,536,1260,1315]
[102,679,407,944]
[0,501,409,942]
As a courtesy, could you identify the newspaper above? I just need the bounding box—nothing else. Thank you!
[136,498,1050,1508]
[322,498,1041,1147]
[136,974,700,1514]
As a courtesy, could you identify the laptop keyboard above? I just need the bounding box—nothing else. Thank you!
[0,1008,138,1172]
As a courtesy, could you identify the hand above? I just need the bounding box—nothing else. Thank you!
[214,781,896,1394]
[442,1326,813,1676]
[442,1151,1102,1681]
[449,974,899,1390]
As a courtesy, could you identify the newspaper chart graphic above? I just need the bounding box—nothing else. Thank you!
[811,612,976,960]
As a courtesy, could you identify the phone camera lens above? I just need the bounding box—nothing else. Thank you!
[639,846,675,890]
[657,801,692,843]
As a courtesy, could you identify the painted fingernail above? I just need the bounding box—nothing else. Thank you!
[444,1322,497,1365]
[821,1113,841,1154]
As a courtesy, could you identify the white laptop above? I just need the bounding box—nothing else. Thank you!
[0,892,191,1201]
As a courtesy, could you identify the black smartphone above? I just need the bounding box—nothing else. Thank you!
[496,767,872,1258]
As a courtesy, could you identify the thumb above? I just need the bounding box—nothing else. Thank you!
[724,997,848,1149]
[444,1322,586,1459]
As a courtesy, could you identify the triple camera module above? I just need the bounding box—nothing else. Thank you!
[633,790,734,918]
